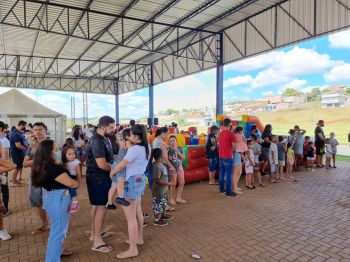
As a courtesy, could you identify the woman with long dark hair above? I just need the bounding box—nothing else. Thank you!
[72,126,86,174]
[32,140,79,261]
[261,124,273,176]
[110,124,149,259]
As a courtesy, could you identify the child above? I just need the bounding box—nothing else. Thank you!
[245,140,255,189]
[268,135,278,183]
[325,138,332,170]
[63,137,74,148]
[251,135,264,187]
[286,143,297,181]
[233,126,247,194]
[152,148,174,226]
[62,146,81,213]
[109,128,131,208]
[276,136,286,181]
[206,125,219,185]
[306,141,315,171]
[303,136,311,165]
[168,136,186,205]
[330,132,339,168]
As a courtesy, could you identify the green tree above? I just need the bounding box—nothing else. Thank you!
[346,88,350,95]
[306,87,321,102]
[165,108,179,115]
[282,88,302,96]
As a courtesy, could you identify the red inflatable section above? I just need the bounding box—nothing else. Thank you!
[184,146,209,184]
[188,147,206,159]
[184,166,209,184]
[187,157,209,169]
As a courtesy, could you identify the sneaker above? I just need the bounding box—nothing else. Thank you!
[161,214,174,221]
[2,208,11,217]
[116,197,130,206]
[105,203,117,210]
[143,213,150,218]
[70,201,79,213]
[0,230,11,241]
[153,219,168,227]
[226,192,238,197]
[143,222,148,227]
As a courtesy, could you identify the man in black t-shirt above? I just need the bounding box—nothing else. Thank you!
[314,120,326,167]
[86,116,115,253]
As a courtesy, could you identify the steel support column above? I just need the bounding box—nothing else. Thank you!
[216,33,223,116]
[149,64,154,127]
[114,80,120,124]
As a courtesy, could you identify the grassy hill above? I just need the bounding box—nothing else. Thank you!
[255,102,350,144]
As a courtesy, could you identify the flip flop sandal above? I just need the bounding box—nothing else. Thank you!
[31,227,50,235]
[91,244,113,253]
[89,231,112,241]
[165,207,176,212]
[61,250,73,256]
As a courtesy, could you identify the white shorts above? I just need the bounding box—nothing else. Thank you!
[278,160,285,167]
[306,157,315,161]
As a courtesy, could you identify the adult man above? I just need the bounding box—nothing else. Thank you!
[9,120,28,187]
[0,122,11,216]
[23,122,50,235]
[293,125,306,171]
[315,120,326,168]
[86,116,115,253]
[218,118,237,197]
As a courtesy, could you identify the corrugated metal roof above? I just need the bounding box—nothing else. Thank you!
[0,0,348,94]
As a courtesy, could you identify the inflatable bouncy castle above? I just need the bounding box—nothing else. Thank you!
[147,115,265,184]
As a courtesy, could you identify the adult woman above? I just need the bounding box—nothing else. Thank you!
[261,124,272,176]
[110,124,149,259]
[31,140,79,261]
[72,126,86,174]
[232,127,247,195]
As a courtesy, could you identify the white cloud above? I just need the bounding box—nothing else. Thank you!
[324,63,350,82]
[163,75,204,92]
[278,79,308,94]
[223,75,253,88]
[328,29,350,49]
[250,47,337,89]
[224,51,284,72]
[262,90,274,97]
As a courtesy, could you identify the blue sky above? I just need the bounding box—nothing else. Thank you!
[1,29,350,120]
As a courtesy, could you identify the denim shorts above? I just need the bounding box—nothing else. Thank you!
[76,147,86,157]
[124,174,146,200]
[112,171,126,185]
[270,164,277,173]
[209,158,217,172]
[233,152,242,165]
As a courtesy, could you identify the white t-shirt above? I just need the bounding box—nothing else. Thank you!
[65,159,81,176]
[124,145,148,181]
[269,143,278,164]
[83,128,94,139]
[252,142,261,164]
[326,144,333,158]
[0,136,10,158]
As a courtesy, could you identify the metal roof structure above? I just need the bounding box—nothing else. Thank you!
[1,0,349,95]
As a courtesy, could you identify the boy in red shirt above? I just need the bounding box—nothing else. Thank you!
[218,118,237,197]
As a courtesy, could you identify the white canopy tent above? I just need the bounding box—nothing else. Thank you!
[0,89,66,146]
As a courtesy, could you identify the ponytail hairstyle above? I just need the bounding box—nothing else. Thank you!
[131,124,149,159]
[31,140,55,187]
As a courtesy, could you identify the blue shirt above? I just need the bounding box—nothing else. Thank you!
[9,129,26,157]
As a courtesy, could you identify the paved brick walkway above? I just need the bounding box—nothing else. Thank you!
[1,163,350,262]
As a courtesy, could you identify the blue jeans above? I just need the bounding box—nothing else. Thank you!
[219,158,234,194]
[43,189,71,262]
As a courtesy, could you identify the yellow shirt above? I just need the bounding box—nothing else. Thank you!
[286,148,294,160]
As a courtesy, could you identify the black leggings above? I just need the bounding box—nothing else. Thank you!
[1,174,9,210]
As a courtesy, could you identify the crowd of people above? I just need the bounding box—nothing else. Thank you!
[0,116,343,261]
[206,118,340,197]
